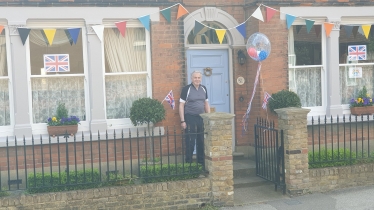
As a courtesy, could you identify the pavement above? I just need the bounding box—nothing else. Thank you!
[220,184,374,210]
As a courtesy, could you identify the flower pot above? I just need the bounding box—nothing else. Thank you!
[47,125,78,136]
[350,106,374,116]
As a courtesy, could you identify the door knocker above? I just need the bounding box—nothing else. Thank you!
[204,67,212,76]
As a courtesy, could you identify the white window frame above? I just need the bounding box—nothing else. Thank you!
[25,21,90,135]
[288,23,327,117]
[0,24,15,137]
[102,21,152,130]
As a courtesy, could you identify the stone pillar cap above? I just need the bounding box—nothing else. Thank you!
[274,107,310,115]
[200,112,235,120]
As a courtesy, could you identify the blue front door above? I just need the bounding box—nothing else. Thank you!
[186,49,230,113]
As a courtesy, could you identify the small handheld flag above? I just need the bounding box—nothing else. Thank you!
[164,90,175,110]
[262,92,272,110]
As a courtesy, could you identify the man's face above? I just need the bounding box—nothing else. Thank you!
[191,72,202,86]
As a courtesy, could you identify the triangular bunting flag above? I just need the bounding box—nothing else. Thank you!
[314,25,321,38]
[324,23,334,37]
[362,25,371,39]
[305,19,315,33]
[296,25,302,34]
[160,8,171,23]
[17,28,31,45]
[252,7,264,22]
[67,28,81,44]
[352,26,359,38]
[0,25,4,35]
[177,4,188,19]
[194,21,205,35]
[358,26,365,36]
[344,25,353,38]
[115,21,127,37]
[266,7,276,22]
[236,23,246,39]
[43,29,56,46]
[64,29,74,46]
[286,14,296,29]
[40,29,49,46]
[215,29,226,44]
[138,15,150,31]
[92,25,104,42]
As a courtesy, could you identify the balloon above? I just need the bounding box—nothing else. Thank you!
[247,47,258,58]
[246,33,271,62]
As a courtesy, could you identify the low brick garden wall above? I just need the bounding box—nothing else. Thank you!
[309,163,374,192]
[0,178,211,209]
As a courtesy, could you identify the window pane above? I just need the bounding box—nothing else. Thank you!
[0,79,10,126]
[104,28,146,73]
[292,26,322,65]
[289,67,322,107]
[29,29,84,75]
[187,22,227,44]
[105,74,147,119]
[31,77,85,123]
[340,65,374,104]
[0,30,9,126]
[29,29,85,123]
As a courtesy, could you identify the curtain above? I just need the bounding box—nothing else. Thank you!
[104,28,147,119]
[289,67,322,107]
[31,77,85,123]
[0,33,9,126]
[340,65,374,104]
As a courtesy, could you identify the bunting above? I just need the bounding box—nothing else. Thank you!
[177,4,188,19]
[43,29,56,46]
[138,15,150,31]
[92,25,104,42]
[215,29,226,44]
[12,3,374,47]
[115,21,127,37]
[64,29,74,46]
[160,8,171,23]
[0,26,4,35]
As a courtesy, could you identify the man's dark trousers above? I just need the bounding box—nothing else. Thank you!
[184,114,204,164]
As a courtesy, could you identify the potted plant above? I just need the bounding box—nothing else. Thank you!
[129,98,165,162]
[268,90,302,114]
[349,86,374,115]
[47,103,80,136]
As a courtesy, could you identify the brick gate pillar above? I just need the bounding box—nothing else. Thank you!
[200,112,235,207]
[275,108,310,196]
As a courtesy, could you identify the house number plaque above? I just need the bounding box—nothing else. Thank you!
[237,76,245,85]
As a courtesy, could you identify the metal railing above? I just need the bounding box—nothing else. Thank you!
[0,126,205,193]
[309,115,374,168]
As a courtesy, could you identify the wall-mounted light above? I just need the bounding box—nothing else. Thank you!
[237,50,246,65]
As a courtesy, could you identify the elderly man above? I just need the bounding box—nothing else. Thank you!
[179,70,210,164]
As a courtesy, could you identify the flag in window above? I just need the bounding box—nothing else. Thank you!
[262,92,272,110]
[348,45,366,61]
[44,54,70,72]
[164,90,175,110]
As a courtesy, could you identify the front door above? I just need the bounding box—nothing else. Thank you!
[186,49,230,113]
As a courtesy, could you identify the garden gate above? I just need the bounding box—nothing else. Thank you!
[254,118,286,194]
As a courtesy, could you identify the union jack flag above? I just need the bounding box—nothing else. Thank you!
[262,92,272,110]
[164,90,175,110]
[43,54,70,72]
[348,45,366,61]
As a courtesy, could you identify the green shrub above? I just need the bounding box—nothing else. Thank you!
[27,169,101,194]
[129,98,165,126]
[268,90,301,114]
[140,163,203,183]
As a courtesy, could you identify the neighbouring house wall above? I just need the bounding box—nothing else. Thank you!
[309,163,374,192]
[0,179,211,209]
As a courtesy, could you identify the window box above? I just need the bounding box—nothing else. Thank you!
[350,106,374,116]
[47,125,78,136]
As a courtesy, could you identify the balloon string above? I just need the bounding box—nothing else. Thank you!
[242,62,262,132]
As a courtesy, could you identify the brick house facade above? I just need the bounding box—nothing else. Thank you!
[0,0,373,157]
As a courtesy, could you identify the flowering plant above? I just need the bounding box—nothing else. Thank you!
[47,103,80,126]
[349,86,373,107]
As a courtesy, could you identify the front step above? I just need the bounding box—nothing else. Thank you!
[233,159,256,178]
[234,176,272,188]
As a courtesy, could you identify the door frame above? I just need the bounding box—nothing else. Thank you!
[185,46,235,150]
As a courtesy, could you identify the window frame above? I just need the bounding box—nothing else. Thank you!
[102,21,152,129]
[25,21,90,134]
